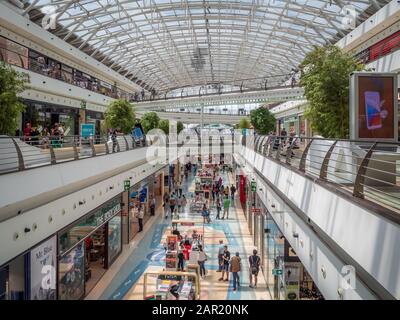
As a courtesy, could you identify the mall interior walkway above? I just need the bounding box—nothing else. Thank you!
[86,169,271,300]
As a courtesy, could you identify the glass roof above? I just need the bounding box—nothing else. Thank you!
[21,0,389,93]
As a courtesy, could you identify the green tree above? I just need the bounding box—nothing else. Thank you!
[0,62,30,135]
[238,118,251,129]
[177,121,184,134]
[299,44,365,138]
[104,99,135,134]
[140,111,160,133]
[250,107,275,134]
[158,119,169,134]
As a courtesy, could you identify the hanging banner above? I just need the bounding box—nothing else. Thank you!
[29,236,57,300]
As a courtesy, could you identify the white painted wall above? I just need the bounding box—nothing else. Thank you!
[0,159,165,266]
[236,145,400,299]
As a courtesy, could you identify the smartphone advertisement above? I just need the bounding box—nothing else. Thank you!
[357,75,396,139]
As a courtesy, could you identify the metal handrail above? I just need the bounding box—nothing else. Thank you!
[246,135,400,214]
[0,134,148,175]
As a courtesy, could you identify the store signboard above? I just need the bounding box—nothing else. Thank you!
[81,123,94,137]
[272,268,283,276]
[350,73,398,141]
[30,236,57,300]
[251,180,257,192]
[124,180,131,192]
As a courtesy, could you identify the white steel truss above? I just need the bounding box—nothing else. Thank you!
[19,0,390,93]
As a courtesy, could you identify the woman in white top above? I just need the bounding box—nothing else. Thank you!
[197,245,208,278]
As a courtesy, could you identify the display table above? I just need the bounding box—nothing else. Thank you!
[143,271,200,300]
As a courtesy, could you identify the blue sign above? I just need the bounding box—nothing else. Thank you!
[81,123,95,137]
[132,127,144,141]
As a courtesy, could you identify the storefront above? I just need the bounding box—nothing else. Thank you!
[21,100,80,136]
[264,211,285,300]
[263,211,324,300]
[85,110,104,136]
[0,235,58,300]
[129,180,150,241]
[58,195,122,299]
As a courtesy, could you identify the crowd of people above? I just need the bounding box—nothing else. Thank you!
[161,160,262,293]
[18,122,66,148]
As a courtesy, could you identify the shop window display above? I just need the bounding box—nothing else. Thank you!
[29,236,57,300]
[84,225,107,295]
[28,50,48,75]
[0,36,29,69]
[61,64,73,84]
[108,213,122,266]
[58,243,85,300]
[0,35,136,102]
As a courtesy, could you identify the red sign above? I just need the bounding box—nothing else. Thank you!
[181,222,195,226]
[252,208,262,215]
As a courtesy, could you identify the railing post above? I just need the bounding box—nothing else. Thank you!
[104,138,110,154]
[299,138,314,172]
[90,138,96,157]
[286,140,295,165]
[353,142,377,199]
[11,138,25,171]
[319,140,338,180]
[263,136,271,156]
[72,138,79,160]
[49,145,56,164]
[268,137,276,157]
[123,136,129,150]
[275,139,284,161]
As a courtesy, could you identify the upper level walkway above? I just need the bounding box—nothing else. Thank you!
[235,134,400,300]
[135,86,305,111]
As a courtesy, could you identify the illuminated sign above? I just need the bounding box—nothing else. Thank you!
[350,73,398,142]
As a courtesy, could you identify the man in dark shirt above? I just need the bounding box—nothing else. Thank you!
[219,245,231,282]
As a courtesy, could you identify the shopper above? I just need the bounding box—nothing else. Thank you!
[111,129,118,153]
[216,198,222,220]
[249,249,261,288]
[177,195,182,213]
[224,186,230,197]
[181,195,187,212]
[223,195,230,219]
[230,252,242,292]
[197,245,208,279]
[211,183,216,202]
[217,240,224,272]
[169,192,176,216]
[136,204,144,232]
[150,196,156,216]
[219,245,230,281]
[177,245,185,271]
[202,203,210,224]
[163,195,170,219]
[230,184,236,201]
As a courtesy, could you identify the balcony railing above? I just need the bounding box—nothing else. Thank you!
[0,134,147,175]
[244,134,400,215]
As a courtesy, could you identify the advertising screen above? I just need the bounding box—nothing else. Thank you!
[29,236,57,300]
[357,75,395,139]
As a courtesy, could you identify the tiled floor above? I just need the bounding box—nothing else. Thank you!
[86,169,271,300]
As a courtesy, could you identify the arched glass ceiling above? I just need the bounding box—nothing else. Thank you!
[21,0,390,93]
